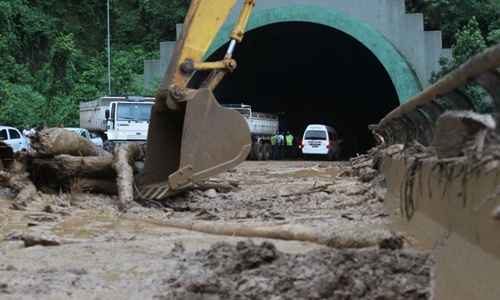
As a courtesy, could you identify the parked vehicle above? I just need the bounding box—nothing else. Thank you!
[225,104,279,160]
[300,124,341,160]
[0,126,30,152]
[64,128,104,148]
[79,96,154,144]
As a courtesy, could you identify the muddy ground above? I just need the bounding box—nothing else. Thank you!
[0,161,432,299]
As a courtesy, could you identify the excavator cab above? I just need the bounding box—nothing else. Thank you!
[137,1,255,199]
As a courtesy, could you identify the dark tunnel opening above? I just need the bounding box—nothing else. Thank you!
[199,21,400,159]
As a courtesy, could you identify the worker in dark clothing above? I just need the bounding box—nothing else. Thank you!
[271,134,278,160]
[285,131,294,159]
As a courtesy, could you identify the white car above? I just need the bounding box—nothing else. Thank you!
[64,128,104,148]
[0,126,30,152]
[300,124,341,160]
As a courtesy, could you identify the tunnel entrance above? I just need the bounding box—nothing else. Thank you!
[206,21,400,158]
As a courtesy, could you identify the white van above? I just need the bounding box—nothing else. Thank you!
[300,124,340,160]
[0,126,30,152]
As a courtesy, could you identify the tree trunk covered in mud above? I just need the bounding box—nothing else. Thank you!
[140,219,390,249]
[32,155,115,179]
[113,144,142,211]
[30,128,103,157]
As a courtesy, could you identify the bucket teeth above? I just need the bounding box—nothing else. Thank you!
[137,183,171,200]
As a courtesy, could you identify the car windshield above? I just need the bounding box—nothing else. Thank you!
[117,103,152,122]
[304,130,327,140]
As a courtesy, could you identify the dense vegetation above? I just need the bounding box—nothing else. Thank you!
[406,0,500,112]
[0,0,499,127]
[0,0,188,127]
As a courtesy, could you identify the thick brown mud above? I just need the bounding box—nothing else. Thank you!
[0,161,432,299]
[158,241,432,300]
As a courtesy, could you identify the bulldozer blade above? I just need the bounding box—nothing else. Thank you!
[139,88,251,200]
[382,153,500,300]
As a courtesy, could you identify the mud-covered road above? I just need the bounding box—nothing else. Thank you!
[0,161,432,299]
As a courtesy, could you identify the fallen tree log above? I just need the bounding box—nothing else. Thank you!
[32,155,115,179]
[30,128,105,157]
[134,218,393,249]
[113,144,141,211]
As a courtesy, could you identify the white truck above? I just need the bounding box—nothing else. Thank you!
[225,104,279,160]
[80,96,154,146]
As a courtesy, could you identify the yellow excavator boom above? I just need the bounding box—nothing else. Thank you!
[138,0,256,199]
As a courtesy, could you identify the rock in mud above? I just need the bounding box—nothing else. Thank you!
[0,282,9,294]
[379,235,404,250]
[360,168,378,182]
[204,189,218,199]
[157,241,432,300]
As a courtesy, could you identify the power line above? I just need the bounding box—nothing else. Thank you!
[107,0,112,95]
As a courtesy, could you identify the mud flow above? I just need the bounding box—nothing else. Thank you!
[0,160,432,299]
[159,241,431,300]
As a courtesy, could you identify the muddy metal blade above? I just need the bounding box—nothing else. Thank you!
[139,105,184,195]
[383,154,500,299]
[139,88,251,199]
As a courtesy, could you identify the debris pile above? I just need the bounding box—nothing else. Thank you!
[0,128,144,211]
[0,141,14,171]
[349,153,379,182]
[157,240,432,300]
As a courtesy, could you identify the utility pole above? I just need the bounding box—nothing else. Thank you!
[107,0,112,95]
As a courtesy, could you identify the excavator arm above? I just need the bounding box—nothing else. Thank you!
[159,0,255,109]
[138,0,256,199]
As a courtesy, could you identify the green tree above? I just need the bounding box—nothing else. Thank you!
[432,17,487,80]
[406,0,500,47]
[0,83,47,128]
[451,17,487,65]
[487,29,500,45]
[0,0,186,127]
[432,17,492,112]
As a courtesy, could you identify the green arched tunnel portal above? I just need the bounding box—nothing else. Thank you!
[202,6,422,157]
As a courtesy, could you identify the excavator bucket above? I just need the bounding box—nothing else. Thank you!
[138,88,251,199]
[136,0,256,199]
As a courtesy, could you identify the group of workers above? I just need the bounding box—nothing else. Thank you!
[270,131,296,160]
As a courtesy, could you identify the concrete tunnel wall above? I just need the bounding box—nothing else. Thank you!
[143,1,449,157]
[145,0,451,97]
[207,5,422,103]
